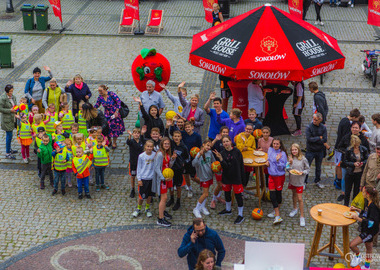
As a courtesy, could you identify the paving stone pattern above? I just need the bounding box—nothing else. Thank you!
[0,0,380,268]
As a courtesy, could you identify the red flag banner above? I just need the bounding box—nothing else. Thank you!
[48,0,62,22]
[203,0,218,23]
[125,0,139,21]
[368,0,380,26]
[288,0,303,20]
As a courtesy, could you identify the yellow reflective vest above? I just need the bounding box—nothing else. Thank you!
[73,155,92,175]
[19,122,32,139]
[61,110,74,130]
[93,146,109,167]
[53,148,67,171]
[45,112,58,134]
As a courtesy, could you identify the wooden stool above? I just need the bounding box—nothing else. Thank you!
[307,203,356,267]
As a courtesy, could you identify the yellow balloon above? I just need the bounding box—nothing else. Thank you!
[166,110,177,119]
[333,263,346,268]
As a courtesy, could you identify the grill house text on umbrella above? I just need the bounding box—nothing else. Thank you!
[189,4,345,81]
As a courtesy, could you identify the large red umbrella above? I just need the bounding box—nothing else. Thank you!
[189,4,345,81]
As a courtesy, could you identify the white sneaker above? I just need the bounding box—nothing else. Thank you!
[23,158,29,164]
[314,21,319,25]
[268,211,275,218]
[351,4,354,7]
[201,206,210,216]
[289,208,299,217]
[351,255,362,267]
[193,208,202,218]
[316,182,325,189]
[273,216,283,224]
[132,209,141,218]
[320,21,324,26]
[145,209,153,218]
[300,217,306,227]
[348,1,351,4]
[187,190,193,198]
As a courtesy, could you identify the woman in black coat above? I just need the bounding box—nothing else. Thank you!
[82,103,110,137]
[342,135,369,206]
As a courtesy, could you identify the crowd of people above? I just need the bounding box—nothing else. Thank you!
[0,66,379,269]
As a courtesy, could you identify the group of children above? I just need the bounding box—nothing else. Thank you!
[14,99,111,198]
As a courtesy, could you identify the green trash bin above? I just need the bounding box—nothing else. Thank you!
[0,36,14,68]
[20,4,35,30]
[34,4,50,31]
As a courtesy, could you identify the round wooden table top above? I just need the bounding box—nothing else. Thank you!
[310,203,357,227]
[242,151,268,167]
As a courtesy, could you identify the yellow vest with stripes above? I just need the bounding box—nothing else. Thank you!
[78,110,86,129]
[93,146,109,167]
[73,142,86,156]
[19,122,32,139]
[32,122,46,135]
[35,137,42,147]
[73,155,92,174]
[53,132,65,143]
[54,148,67,171]
[45,113,57,134]
[65,147,73,169]
[61,110,74,130]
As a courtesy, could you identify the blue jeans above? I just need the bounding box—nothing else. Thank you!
[95,166,106,186]
[6,131,13,154]
[305,151,324,183]
[77,176,89,195]
[341,167,347,192]
[54,170,66,190]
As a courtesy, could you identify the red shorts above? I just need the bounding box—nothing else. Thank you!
[222,184,243,194]
[288,184,304,194]
[268,175,285,191]
[215,173,222,182]
[244,165,254,172]
[200,179,213,188]
[160,180,173,194]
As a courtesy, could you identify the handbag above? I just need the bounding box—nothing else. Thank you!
[110,92,129,119]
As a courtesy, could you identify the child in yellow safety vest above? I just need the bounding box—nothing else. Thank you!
[86,128,98,148]
[59,102,74,134]
[32,114,48,136]
[72,133,86,157]
[52,142,69,196]
[52,122,66,143]
[90,135,110,192]
[45,103,58,135]
[34,127,52,178]
[16,113,33,164]
[28,105,39,125]
[77,101,88,137]
[72,147,93,199]
[64,138,74,188]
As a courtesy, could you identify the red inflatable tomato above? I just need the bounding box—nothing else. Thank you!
[131,48,171,92]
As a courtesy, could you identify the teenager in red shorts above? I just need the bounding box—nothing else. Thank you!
[286,143,310,227]
[192,139,216,218]
[152,137,175,227]
[213,136,245,224]
[266,138,288,225]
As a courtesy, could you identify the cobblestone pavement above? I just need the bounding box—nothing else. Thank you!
[0,0,380,269]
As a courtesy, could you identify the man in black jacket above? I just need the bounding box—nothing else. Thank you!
[305,113,328,188]
[333,108,361,201]
[309,82,328,124]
